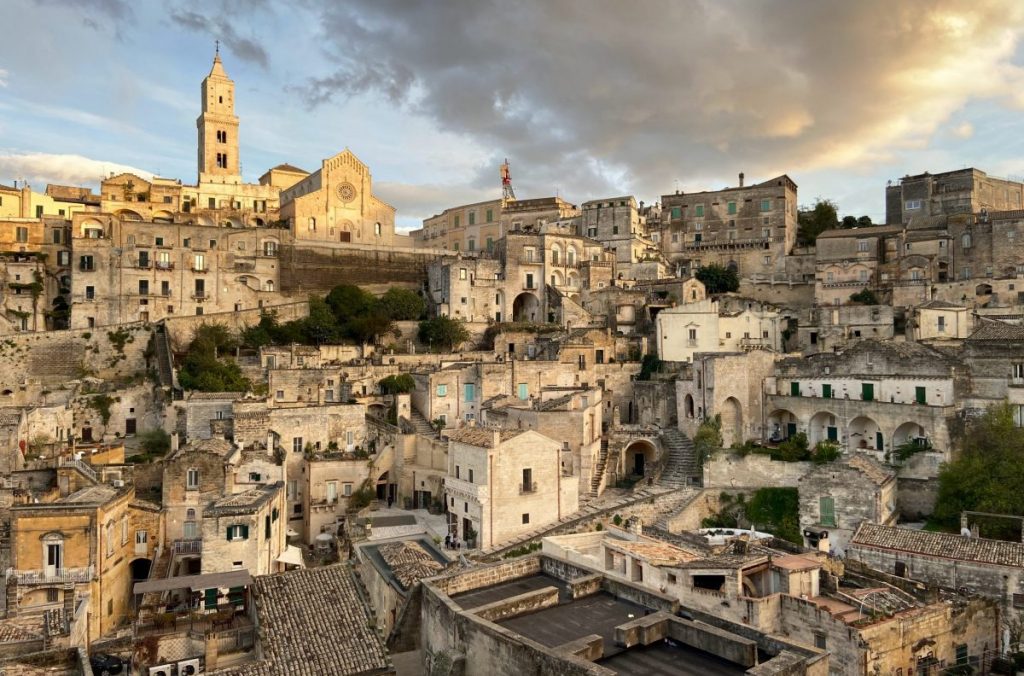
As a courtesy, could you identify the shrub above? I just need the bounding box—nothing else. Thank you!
[776,432,811,462]
[378,373,416,395]
[812,440,841,464]
[693,415,723,465]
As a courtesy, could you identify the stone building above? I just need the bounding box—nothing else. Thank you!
[413,193,579,252]
[848,523,1024,614]
[655,297,782,363]
[957,319,1024,418]
[199,482,287,576]
[7,463,144,642]
[812,225,899,307]
[798,454,897,555]
[302,449,374,544]
[793,304,894,355]
[675,349,780,447]
[766,340,960,463]
[0,217,72,332]
[0,182,98,220]
[278,148,403,247]
[885,168,1024,224]
[580,196,665,280]
[357,537,445,636]
[909,300,971,341]
[444,427,577,549]
[658,174,799,277]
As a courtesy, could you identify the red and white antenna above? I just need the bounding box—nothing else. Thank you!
[501,158,516,201]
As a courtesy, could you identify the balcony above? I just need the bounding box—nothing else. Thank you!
[519,481,538,495]
[78,263,95,272]
[191,266,208,274]
[136,260,152,269]
[518,256,542,265]
[192,292,208,301]
[682,237,773,252]
[155,262,175,271]
[820,279,872,289]
[7,565,94,585]
[445,476,487,501]
[172,538,203,555]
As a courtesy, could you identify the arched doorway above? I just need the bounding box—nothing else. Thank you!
[894,422,928,449]
[625,439,657,477]
[808,411,838,446]
[130,558,152,581]
[767,409,798,442]
[848,415,881,452]
[684,394,695,419]
[721,397,743,446]
[512,292,540,322]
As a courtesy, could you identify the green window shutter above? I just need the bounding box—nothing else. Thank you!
[761,199,771,212]
[695,205,704,217]
[820,497,836,527]
[876,431,884,450]
[205,588,218,610]
[827,426,838,442]
[226,526,232,540]
[671,207,681,219]
[915,386,926,404]
[790,382,800,397]
[728,202,737,215]
[862,383,874,401]
[241,525,249,539]
[822,384,832,398]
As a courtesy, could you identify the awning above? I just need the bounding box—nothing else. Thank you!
[276,545,305,568]
[133,570,253,595]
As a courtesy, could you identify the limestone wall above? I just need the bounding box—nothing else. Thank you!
[162,300,309,351]
[704,454,812,488]
[279,243,436,294]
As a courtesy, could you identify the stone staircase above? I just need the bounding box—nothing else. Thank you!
[153,325,174,387]
[408,409,437,437]
[659,429,700,488]
[651,487,701,532]
[590,438,610,496]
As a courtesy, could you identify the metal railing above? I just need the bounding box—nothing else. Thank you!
[172,538,203,555]
[58,457,98,482]
[519,482,538,494]
[7,565,94,585]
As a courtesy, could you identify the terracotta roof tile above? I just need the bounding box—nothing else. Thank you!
[851,523,1024,568]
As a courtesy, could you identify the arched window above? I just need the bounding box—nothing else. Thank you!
[42,532,63,572]
[265,280,275,292]
[184,509,197,539]
[105,521,115,557]
[308,217,316,232]
[962,233,972,249]
[550,246,561,264]
[374,222,382,236]
[567,247,576,265]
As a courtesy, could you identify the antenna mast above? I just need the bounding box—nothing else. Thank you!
[501,158,516,201]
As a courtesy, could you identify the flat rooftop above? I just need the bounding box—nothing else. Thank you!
[597,641,745,675]
[451,572,570,609]
[499,591,647,656]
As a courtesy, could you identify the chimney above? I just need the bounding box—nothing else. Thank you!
[739,172,745,188]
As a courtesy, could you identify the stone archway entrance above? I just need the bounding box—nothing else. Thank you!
[512,292,540,322]
[625,439,658,477]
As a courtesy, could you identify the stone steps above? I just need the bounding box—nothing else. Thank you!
[408,409,437,437]
[658,429,701,488]
[589,438,610,496]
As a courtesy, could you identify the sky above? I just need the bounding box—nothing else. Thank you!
[4,0,1024,231]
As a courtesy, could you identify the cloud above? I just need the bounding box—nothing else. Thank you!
[34,0,134,35]
[0,152,153,188]
[296,0,1024,202]
[951,121,975,139]
[0,69,7,88]
[169,7,270,69]
[375,180,495,225]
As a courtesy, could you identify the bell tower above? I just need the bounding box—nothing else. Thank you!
[197,45,240,183]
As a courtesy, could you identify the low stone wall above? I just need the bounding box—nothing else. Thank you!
[473,586,559,623]
[704,454,812,489]
[162,300,309,351]
[896,477,939,520]
[430,556,542,597]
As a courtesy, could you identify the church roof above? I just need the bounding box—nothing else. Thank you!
[269,163,308,175]
[207,52,229,79]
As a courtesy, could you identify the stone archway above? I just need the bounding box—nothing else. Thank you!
[130,558,152,581]
[809,411,839,446]
[721,397,743,447]
[848,415,881,452]
[512,292,540,322]
[625,439,658,477]
[767,409,798,442]
[684,394,695,419]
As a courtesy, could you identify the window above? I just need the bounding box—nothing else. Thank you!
[522,513,530,524]
[905,199,922,210]
[85,286,95,300]
[915,386,927,404]
[46,588,59,603]
[292,436,303,453]
[760,199,771,212]
[464,383,475,401]
[344,483,352,497]
[468,469,474,483]
[517,383,528,400]
[695,205,704,217]
[138,280,149,295]
[1014,363,1024,384]
[186,468,199,489]
[287,480,297,500]
[813,633,827,650]
[455,465,460,479]
[819,497,836,527]
[194,254,205,271]
[955,644,968,665]
[375,222,382,236]
[459,268,467,280]
[962,233,972,249]
[226,525,249,541]
[727,201,737,215]
[105,521,114,557]
[326,481,337,503]
[80,255,95,271]
[522,468,533,493]
[308,217,316,232]
[937,316,945,333]
[525,273,534,289]
[857,240,869,252]
[15,226,28,243]
[276,389,284,400]
[861,383,874,401]
[486,237,494,252]
[670,206,682,219]
[791,381,800,396]
[436,384,448,397]
[858,270,868,282]
[688,328,697,342]
[468,211,475,226]
[35,205,43,218]
[136,530,148,546]
[822,384,832,398]
[486,208,494,222]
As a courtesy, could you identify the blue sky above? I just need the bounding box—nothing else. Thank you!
[4,0,1024,230]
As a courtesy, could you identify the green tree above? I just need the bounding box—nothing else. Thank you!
[240,313,281,348]
[695,264,739,294]
[325,284,377,325]
[419,316,470,352]
[378,373,416,395]
[298,296,341,345]
[380,287,426,321]
[849,289,879,305]
[746,488,801,543]
[178,324,251,392]
[694,415,723,465]
[776,432,811,462]
[797,198,840,246]
[934,404,1024,539]
[841,215,873,229]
